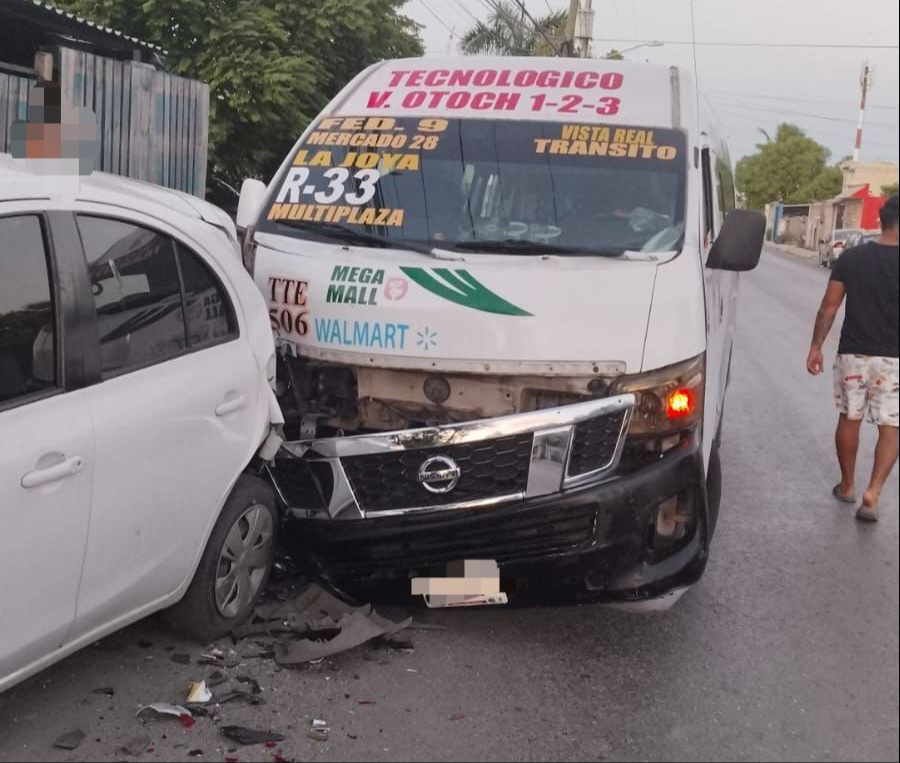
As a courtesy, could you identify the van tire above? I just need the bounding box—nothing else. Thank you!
[164,475,278,643]
[706,443,722,539]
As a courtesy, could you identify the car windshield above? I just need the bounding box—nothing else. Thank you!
[257,117,688,257]
[834,229,855,241]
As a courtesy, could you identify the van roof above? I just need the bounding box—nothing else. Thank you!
[331,56,688,129]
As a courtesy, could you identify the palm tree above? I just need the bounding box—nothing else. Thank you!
[459,1,567,56]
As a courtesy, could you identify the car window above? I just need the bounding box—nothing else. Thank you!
[76,216,239,378]
[0,215,57,407]
[176,242,237,346]
[77,216,188,378]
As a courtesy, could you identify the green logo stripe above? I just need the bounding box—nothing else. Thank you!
[400,267,532,317]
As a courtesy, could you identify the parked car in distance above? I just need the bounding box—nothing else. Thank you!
[818,228,861,268]
[842,229,881,250]
[1,154,284,695]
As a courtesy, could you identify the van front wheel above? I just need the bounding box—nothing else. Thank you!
[164,475,278,643]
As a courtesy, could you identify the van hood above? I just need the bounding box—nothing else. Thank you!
[255,234,659,375]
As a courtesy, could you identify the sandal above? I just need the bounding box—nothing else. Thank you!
[856,505,879,523]
[832,484,856,504]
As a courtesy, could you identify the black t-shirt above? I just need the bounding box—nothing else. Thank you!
[830,241,900,357]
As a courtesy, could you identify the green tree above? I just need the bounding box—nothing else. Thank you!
[795,166,843,203]
[459,1,566,56]
[56,0,423,185]
[603,48,625,60]
[735,123,843,210]
[882,182,899,197]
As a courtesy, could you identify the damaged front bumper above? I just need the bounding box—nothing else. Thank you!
[268,395,710,608]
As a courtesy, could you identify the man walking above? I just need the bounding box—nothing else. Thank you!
[807,195,899,522]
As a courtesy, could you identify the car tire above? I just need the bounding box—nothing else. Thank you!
[163,474,278,643]
[706,442,722,540]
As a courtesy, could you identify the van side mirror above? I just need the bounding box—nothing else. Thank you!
[235,178,267,233]
[707,210,765,272]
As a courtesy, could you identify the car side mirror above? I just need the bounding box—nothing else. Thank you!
[707,210,765,272]
[235,178,267,233]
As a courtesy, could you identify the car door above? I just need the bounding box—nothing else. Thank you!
[66,213,264,638]
[0,213,94,685]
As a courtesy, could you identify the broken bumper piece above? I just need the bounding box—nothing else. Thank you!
[268,396,710,607]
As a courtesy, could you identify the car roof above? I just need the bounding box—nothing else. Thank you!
[0,153,235,240]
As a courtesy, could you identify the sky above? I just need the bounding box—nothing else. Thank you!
[403,0,900,164]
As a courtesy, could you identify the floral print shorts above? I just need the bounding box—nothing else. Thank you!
[834,354,900,427]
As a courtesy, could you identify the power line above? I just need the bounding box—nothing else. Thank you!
[705,89,899,112]
[506,0,561,55]
[590,36,899,50]
[419,0,457,37]
[710,98,899,129]
[451,0,482,24]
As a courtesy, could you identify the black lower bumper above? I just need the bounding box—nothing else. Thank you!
[282,434,710,607]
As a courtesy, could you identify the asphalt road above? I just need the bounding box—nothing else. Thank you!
[1,248,897,763]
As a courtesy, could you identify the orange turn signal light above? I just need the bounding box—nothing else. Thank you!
[667,388,694,419]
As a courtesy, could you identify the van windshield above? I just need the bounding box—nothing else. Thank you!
[257,117,687,257]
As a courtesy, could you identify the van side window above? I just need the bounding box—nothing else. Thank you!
[0,215,57,407]
[715,157,736,213]
[701,148,714,243]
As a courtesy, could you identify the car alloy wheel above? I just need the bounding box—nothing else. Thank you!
[214,503,275,618]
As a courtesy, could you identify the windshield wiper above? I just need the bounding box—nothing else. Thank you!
[450,239,623,257]
[275,220,437,257]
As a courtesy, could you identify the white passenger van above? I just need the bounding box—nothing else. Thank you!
[237,57,764,609]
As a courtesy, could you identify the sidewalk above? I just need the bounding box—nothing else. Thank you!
[767,242,819,261]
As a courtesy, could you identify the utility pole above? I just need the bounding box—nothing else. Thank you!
[853,62,872,163]
[445,25,456,56]
[561,0,580,57]
[575,0,595,58]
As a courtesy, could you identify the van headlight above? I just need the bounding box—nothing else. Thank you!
[610,354,705,437]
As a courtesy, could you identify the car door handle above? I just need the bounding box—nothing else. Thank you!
[21,455,85,489]
[216,394,249,417]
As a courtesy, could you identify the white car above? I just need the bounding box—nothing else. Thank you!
[0,155,283,694]
[818,228,861,269]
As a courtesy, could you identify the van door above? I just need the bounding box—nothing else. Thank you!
[0,213,94,685]
[700,146,737,462]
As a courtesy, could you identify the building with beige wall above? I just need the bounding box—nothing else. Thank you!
[840,161,898,196]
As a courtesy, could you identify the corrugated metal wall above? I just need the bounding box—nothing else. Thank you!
[1,48,209,197]
[0,71,33,154]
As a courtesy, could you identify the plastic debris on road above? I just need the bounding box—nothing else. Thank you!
[136,703,194,727]
[233,584,411,664]
[53,729,85,751]
[220,726,286,746]
[206,670,228,688]
[186,681,213,704]
[308,719,330,742]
